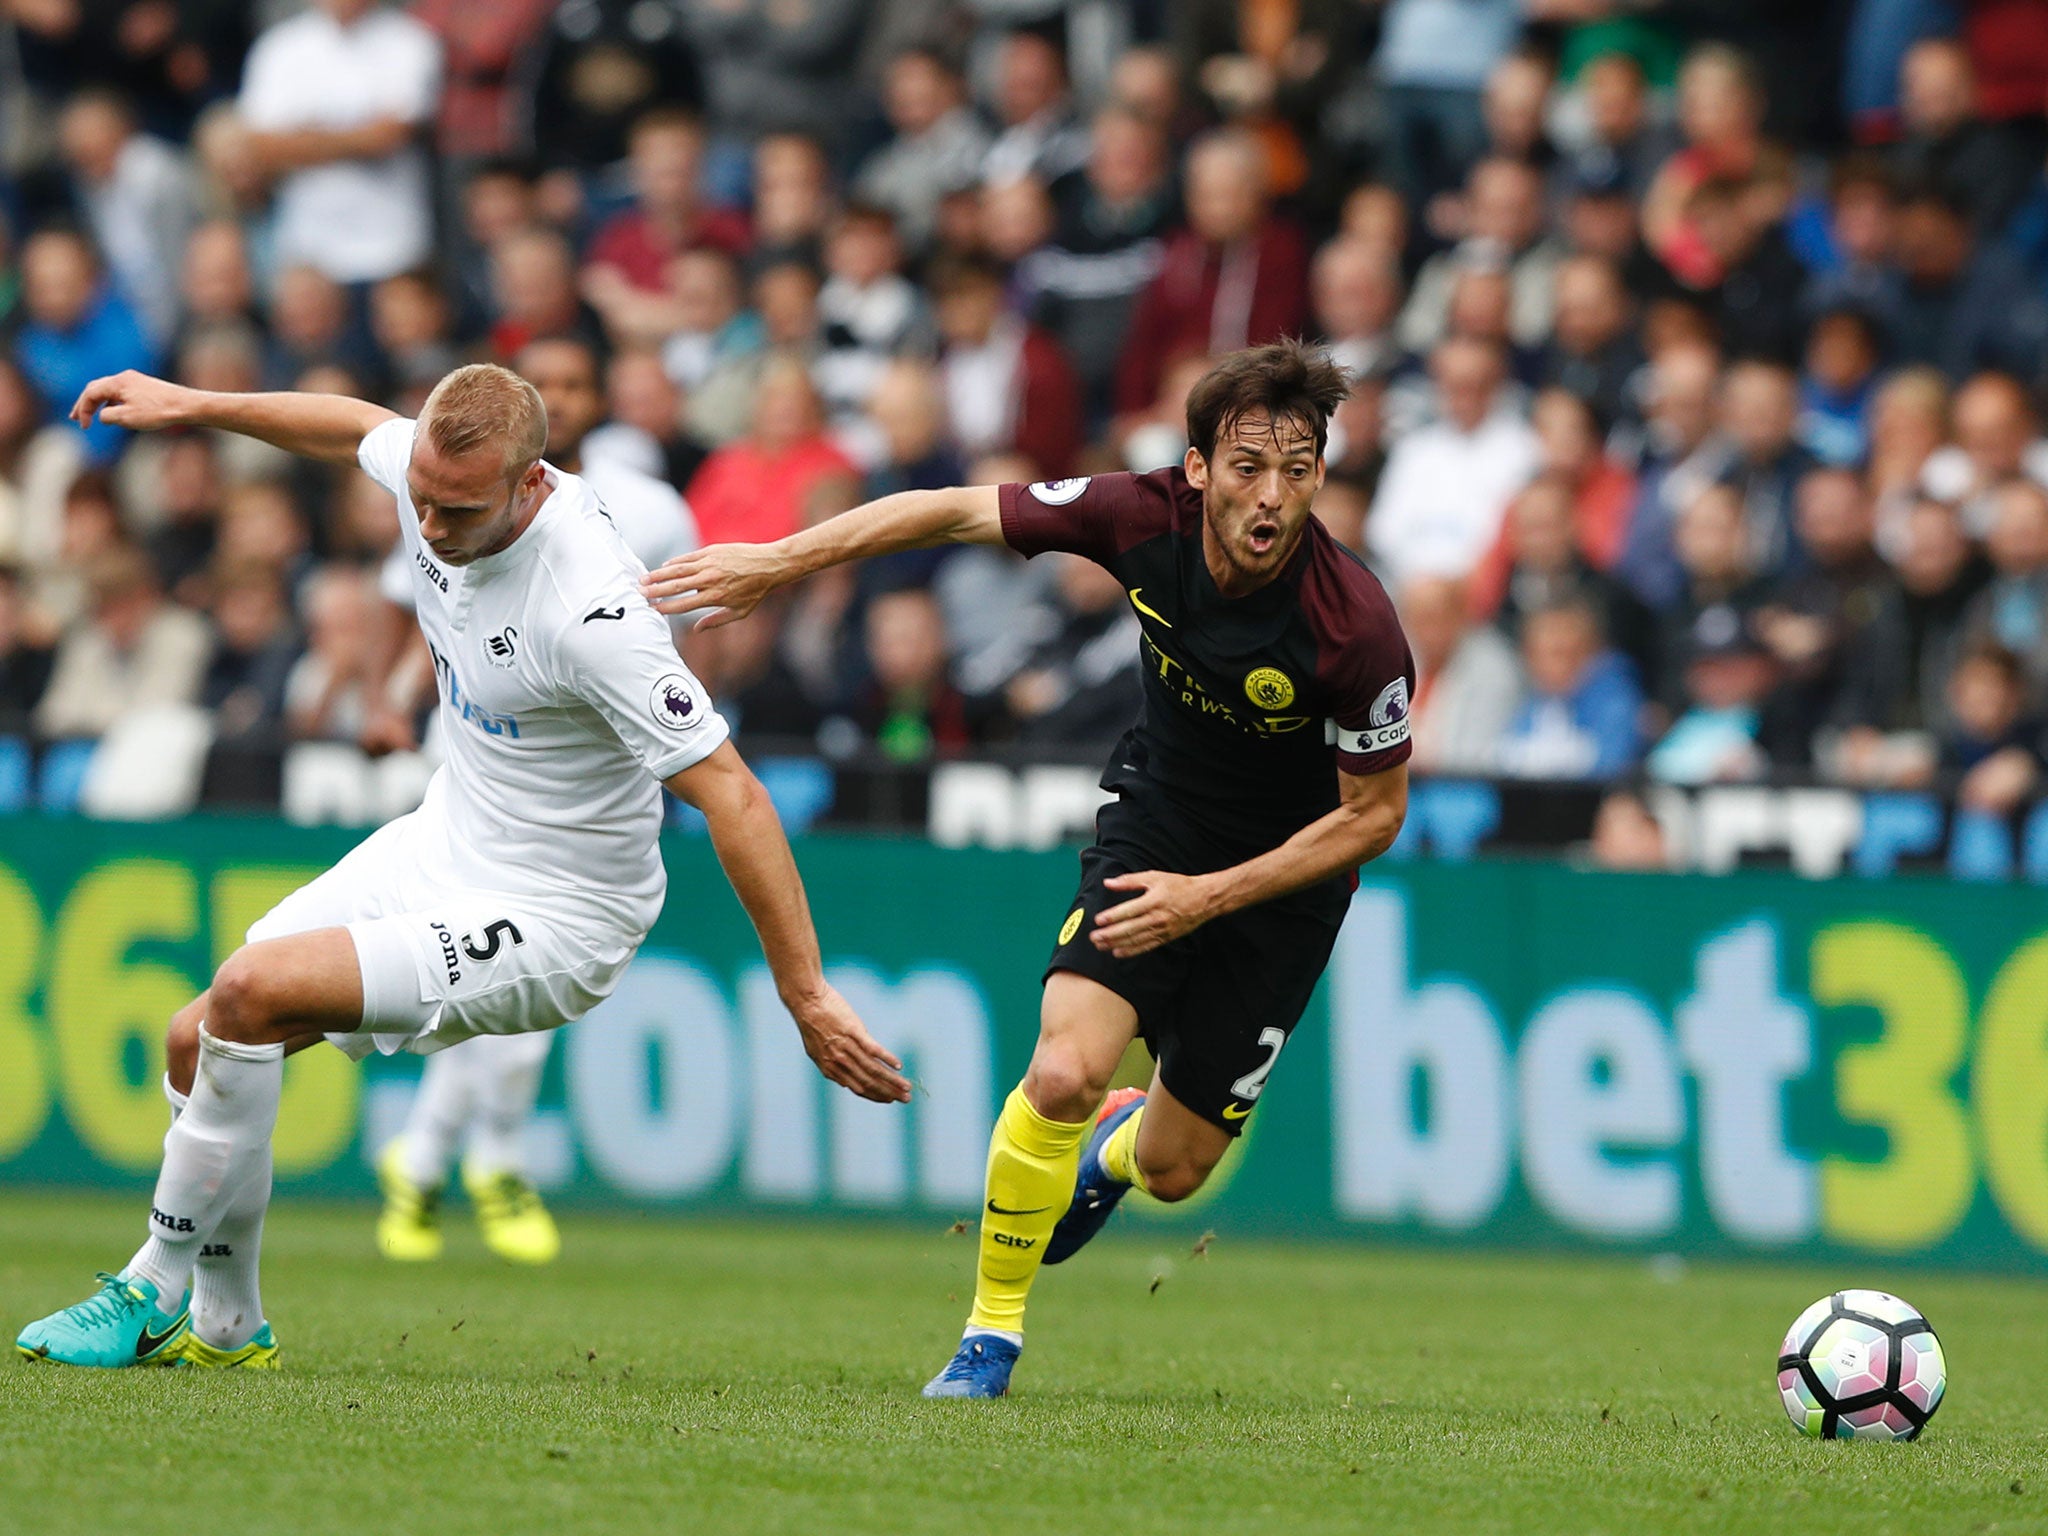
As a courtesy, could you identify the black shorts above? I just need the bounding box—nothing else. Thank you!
[1043,793,1347,1136]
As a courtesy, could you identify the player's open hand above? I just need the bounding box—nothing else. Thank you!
[70,370,194,433]
[790,983,913,1104]
[641,543,791,628]
[1092,870,1220,958]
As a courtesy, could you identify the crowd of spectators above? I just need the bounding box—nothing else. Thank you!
[9,0,2048,821]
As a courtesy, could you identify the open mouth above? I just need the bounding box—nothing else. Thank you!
[1246,522,1280,556]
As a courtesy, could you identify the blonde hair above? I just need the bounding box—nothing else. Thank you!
[418,363,548,480]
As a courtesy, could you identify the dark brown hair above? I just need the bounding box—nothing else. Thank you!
[1183,339,1352,464]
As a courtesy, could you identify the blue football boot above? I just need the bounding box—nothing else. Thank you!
[1044,1088,1146,1265]
[922,1332,1022,1399]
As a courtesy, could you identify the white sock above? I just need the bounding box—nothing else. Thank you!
[399,1047,475,1189]
[166,1062,271,1348]
[462,1033,552,1177]
[129,1028,283,1301]
[191,1145,271,1349]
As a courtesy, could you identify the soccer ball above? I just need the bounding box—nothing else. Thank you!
[1776,1290,1946,1441]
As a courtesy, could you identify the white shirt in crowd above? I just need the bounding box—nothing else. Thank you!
[363,418,728,939]
[238,5,441,284]
[1368,408,1540,590]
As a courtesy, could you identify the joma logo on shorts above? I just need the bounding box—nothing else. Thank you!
[429,921,463,985]
[151,1207,196,1233]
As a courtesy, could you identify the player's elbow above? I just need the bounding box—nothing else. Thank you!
[1348,798,1405,866]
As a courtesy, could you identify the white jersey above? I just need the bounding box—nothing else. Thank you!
[361,417,729,940]
[579,456,699,573]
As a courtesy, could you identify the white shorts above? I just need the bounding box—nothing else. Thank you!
[245,813,639,1059]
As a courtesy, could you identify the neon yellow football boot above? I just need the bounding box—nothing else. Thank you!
[177,1323,280,1369]
[462,1164,560,1265]
[376,1139,445,1262]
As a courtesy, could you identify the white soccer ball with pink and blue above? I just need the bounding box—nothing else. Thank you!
[1777,1290,1946,1441]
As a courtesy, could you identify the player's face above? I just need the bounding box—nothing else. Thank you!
[408,439,544,566]
[1187,411,1324,592]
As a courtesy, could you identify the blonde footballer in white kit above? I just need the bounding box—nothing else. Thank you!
[14,364,908,1370]
[370,336,703,1266]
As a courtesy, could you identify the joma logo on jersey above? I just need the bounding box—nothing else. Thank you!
[428,921,463,985]
[1142,635,1311,737]
[414,547,450,593]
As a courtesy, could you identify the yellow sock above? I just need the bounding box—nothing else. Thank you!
[967,1087,1091,1335]
[1098,1105,1147,1190]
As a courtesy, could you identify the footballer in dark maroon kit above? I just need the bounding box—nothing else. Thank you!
[645,340,1413,1399]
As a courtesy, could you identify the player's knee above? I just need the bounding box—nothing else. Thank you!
[1021,1048,1107,1123]
[1136,1155,1210,1204]
[205,951,276,1043]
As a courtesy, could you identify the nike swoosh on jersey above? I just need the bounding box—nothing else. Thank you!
[1221,1103,1251,1121]
[986,1199,1053,1217]
[1127,588,1172,627]
[582,605,627,623]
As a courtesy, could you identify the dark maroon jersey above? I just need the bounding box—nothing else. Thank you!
[1000,469,1414,847]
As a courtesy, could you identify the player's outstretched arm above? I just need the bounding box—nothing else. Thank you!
[642,484,1004,628]
[666,742,913,1104]
[1091,764,1409,959]
[71,371,397,467]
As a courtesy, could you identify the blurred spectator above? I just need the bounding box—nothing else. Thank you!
[409,0,555,162]
[1557,51,1676,200]
[1399,575,1522,775]
[652,249,765,444]
[849,586,997,762]
[934,255,1082,480]
[599,348,710,492]
[57,88,195,346]
[140,432,221,604]
[1803,156,1901,327]
[984,28,1089,187]
[1496,599,1643,781]
[1717,359,1813,577]
[815,206,931,424]
[753,134,834,265]
[1869,367,1953,554]
[236,0,442,286]
[1838,496,1989,779]
[1642,46,1769,293]
[1586,786,1672,872]
[855,48,993,256]
[1652,482,1768,711]
[1683,165,1805,365]
[487,227,605,363]
[1920,372,2048,536]
[686,355,857,547]
[32,471,127,631]
[1963,478,2048,690]
[684,0,861,147]
[1646,618,1785,785]
[176,220,258,341]
[1891,38,2037,235]
[1475,470,1653,686]
[0,565,56,734]
[370,273,459,409]
[1371,0,1524,206]
[202,558,300,745]
[35,543,210,740]
[998,554,1141,751]
[1796,308,1883,467]
[682,593,825,746]
[1401,158,1562,354]
[1539,255,1640,431]
[756,256,827,361]
[1942,640,2045,812]
[1481,49,1554,171]
[583,110,750,315]
[1888,186,2048,383]
[216,482,312,596]
[1022,104,1175,418]
[1749,467,1891,761]
[859,359,961,505]
[1114,129,1309,417]
[525,0,704,179]
[285,565,380,744]
[13,227,157,464]
[1312,238,1407,384]
[1369,336,1539,588]
[517,336,699,574]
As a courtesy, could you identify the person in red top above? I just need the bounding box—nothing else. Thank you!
[1641,45,1767,292]
[583,109,751,296]
[684,355,857,546]
[1470,386,1637,615]
[1113,128,1309,417]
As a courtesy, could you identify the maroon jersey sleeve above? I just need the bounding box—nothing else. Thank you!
[1310,545,1417,777]
[997,472,1172,563]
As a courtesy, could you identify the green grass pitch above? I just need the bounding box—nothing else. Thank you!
[1,1190,2041,1536]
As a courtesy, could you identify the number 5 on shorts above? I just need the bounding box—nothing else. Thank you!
[1230,1026,1287,1102]
[461,919,525,963]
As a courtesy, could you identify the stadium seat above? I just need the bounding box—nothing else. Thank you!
[36,739,98,814]
[79,705,216,820]
[0,736,29,814]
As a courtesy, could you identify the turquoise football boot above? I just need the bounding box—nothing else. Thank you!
[176,1322,280,1370]
[16,1272,191,1367]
